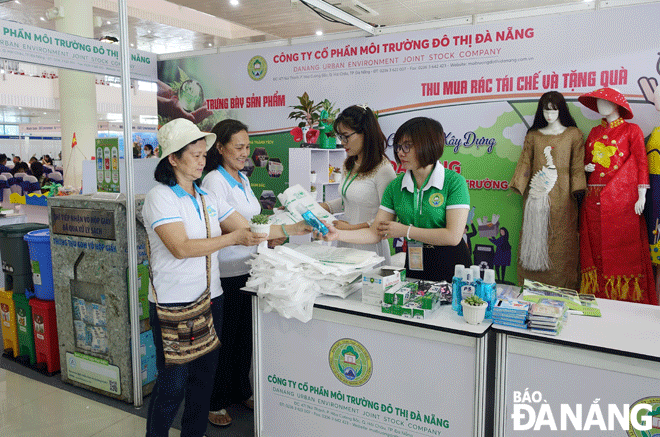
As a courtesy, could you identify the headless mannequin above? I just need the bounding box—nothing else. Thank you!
[585,98,647,214]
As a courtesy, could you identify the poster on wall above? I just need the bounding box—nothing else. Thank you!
[95,138,119,193]
[158,3,660,285]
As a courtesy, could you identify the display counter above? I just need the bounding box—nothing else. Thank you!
[252,291,492,437]
[493,298,660,436]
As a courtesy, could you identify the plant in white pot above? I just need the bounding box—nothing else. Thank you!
[461,295,488,325]
[249,214,271,236]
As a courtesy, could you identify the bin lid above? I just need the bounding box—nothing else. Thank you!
[0,223,47,238]
[23,228,50,242]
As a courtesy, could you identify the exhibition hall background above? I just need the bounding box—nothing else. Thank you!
[159,2,660,285]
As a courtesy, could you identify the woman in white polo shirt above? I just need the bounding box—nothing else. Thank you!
[320,117,471,283]
[201,119,261,427]
[143,118,309,437]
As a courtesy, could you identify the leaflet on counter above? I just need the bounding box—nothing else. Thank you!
[522,279,601,317]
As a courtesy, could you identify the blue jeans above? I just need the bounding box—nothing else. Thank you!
[146,294,224,437]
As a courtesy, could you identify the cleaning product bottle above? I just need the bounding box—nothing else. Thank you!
[458,269,476,316]
[295,204,329,236]
[470,264,482,281]
[480,268,497,319]
[451,264,465,312]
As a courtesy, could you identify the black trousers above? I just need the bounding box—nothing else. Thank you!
[209,274,253,411]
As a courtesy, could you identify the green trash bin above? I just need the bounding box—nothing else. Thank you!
[13,292,35,365]
[0,223,48,293]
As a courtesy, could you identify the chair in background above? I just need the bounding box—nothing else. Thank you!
[0,174,7,201]
[48,171,63,184]
[20,174,40,194]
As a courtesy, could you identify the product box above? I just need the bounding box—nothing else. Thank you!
[362,266,406,306]
[383,281,416,305]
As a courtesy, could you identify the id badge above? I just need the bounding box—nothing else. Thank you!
[408,241,424,271]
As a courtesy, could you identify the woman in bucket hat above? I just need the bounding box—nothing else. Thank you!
[578,87,657,305]
[143,118,311,437]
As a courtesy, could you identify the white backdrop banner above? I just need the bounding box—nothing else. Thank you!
[0,18,156,81]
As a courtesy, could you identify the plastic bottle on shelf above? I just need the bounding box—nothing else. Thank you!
[458,269,476,317]
[451,264,465,312]
[295,204,329,236]
[479,269,497,319]
[470,264,482,281]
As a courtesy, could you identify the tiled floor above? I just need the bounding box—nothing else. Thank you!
[0,367,180,437]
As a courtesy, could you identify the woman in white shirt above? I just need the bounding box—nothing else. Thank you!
[320,105,397,263]
[201,119,261,427]
[144,118,309,436]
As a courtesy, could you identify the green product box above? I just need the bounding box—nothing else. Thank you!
[381,303,393,314]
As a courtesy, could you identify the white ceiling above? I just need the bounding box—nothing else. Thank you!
[0,0,653,125]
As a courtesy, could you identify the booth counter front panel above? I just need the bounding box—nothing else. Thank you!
[252,292,491,437]
[493,299,660,437]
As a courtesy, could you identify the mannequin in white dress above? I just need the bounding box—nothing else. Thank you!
[320,105,396,263]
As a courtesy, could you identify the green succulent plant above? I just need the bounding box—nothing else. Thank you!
[251,214,270,225]
[464,295,485,306]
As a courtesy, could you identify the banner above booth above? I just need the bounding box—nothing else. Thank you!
[0,18,156,81]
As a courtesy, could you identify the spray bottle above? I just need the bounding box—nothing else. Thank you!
[457,268,476,316]
[295,204,329,236]
[479,268,497,319]
[451,264,465,312]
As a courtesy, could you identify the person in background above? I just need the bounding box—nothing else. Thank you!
[30,161,46,186]
[28,156,37,165]
[201,119,265,427]
[41,155,53,167]
[320,117,471,283]
[0,154,10,173]
[11,161,30,175]
[12,155,20,165]
[143,118,310,437]
[144,144,159,158]
[319,105,396,263]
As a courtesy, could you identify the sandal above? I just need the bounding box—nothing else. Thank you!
[243,396,254,410]
[208,409,232,427]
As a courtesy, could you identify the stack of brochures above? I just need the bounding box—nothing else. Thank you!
[521,279,601,317]
[527,299,567,336]
[492,298,530,329]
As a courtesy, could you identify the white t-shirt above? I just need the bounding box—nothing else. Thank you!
[326,157,396,263]
[143,183,234,303]
[201,166,261,277]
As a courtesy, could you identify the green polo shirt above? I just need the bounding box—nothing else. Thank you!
[380,163,469,229]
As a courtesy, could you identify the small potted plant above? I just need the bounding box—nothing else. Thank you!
[250,213,270,237]
[288,92,322,146]
[310,185,319,200]
[461,295,488,325]
[310,170,317,183]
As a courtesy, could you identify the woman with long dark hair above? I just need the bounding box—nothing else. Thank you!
[319,105,396,263]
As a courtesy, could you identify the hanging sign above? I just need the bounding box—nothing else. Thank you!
[0,18,156,81]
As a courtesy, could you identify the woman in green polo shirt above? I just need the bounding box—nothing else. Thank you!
[322,116,471,282]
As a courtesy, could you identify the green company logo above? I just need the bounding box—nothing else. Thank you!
[329,338,372,387]
[247,56,267,81]
[627,396,660,437]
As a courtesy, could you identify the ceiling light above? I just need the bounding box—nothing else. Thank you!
[14,0,20,3]
[106,21,111,25]
[39,17,45,21]
[316,30,323,36]
[230,0,239,5]
[208,43,212,47]
[299,0,375,34]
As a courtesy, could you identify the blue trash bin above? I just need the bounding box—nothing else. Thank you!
[23,229,54,300]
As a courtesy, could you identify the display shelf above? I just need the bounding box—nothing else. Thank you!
[289,147,345,244]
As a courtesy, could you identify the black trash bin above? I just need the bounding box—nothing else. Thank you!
[0,223,48,293]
